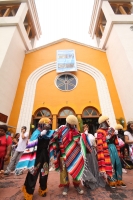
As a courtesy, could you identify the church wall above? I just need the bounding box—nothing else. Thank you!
[0,26,25,124]
[105,24,133,121]
[33,70,100,115]
[8,40,124,128]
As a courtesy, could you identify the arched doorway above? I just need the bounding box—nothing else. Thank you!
[82,107,100,135]
[32,107,52,129]
[58,107,75,127]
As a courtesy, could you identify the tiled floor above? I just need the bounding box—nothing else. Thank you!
[0,170,133,200]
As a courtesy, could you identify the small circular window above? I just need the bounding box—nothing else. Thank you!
[55,73,78,91]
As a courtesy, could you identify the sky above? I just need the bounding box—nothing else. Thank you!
[35,0,96,48]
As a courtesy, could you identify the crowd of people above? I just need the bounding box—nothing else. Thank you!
[0,115,133,200]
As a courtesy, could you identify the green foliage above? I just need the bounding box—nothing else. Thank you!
[30,124,35,129]
[116,117,125,126]
[78,118,83,133]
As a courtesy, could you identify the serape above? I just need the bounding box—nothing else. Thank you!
[49,125,91,181]
[15,128,54,173]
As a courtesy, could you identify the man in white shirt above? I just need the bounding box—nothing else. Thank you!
[4,126,29,176]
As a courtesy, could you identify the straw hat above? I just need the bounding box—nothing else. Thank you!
[66,115,78,125]
[98,116,109,124]
[115,124,123,130]
[38,117,51,124]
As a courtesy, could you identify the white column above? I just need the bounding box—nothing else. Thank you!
[131,3,133,14]
[16,3,32,50]
[16,3,28,23]
[31,36,37,48]
[0,26,26,123]
[101,1,114,21]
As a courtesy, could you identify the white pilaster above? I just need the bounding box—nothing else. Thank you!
[0,0,41,125]
[89,0,133,122]
[16,2,28,22]
[101,1,114,21]
[0,26,26,124]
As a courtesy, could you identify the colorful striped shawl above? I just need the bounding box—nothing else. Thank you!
[49,125,91,181]
[15,128,54,173]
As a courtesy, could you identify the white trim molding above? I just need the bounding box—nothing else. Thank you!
[16,61,116,132]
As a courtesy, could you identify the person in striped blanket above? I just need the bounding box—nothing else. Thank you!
[97,115,126,189]
[49,115,92,196]
[15,117,54,200]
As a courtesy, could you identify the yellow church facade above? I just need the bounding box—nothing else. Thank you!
[8,39,124,134]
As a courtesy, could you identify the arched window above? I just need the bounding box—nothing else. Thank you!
[82,107,99,118]
[34,108,52,119]
[58,108,75,118]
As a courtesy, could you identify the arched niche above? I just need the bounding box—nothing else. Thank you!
[34,107,52,119]
[82,107,100,118]
[58,107,75,118]
[57,107,76,127]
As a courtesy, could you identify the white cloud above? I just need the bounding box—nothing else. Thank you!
[35,0,96,47]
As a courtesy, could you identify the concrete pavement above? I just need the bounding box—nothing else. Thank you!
[0,170,133,200]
